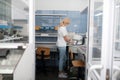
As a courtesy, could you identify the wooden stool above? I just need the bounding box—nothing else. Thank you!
[72,60,85,80]
[36,47,50,59]
[36,47,50,74]
[72,60,85,67]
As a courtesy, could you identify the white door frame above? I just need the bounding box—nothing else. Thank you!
[87,0,115,79]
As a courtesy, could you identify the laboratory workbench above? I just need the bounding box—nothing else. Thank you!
[68,45,86,60]
[69,45,86,55]
[69,45,86,61]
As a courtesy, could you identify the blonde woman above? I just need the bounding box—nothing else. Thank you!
[56,18,71,78]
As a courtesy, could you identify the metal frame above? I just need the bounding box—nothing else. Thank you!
[101,0,115,79]
[87,0,115,79]
[87,0,104,79]
[88,0,115,80]
[87,0,94,65]
[111,0,120,80]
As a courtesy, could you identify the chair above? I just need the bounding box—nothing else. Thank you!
[69,51,85,80]
[36,47,50,74]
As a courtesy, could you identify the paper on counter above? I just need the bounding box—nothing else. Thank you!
[41,33,49,36]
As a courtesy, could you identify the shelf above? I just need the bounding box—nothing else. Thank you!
[0,25,11,29]
[35,14,66,16]
[35,35,57,37]
[36,33,57,35]
[35,14,61,47]
[35,42,56,44]
[35,30,57,33]
[35,44,57,48]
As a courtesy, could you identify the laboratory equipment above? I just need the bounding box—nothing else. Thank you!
[72,34,85,45]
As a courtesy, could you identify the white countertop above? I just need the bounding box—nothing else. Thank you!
[69,45,86,55]
[0,49,24,74]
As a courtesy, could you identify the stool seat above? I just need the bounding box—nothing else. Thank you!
[72,60,85,67]
[36,47,50,59]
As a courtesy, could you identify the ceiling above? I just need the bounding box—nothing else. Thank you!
[11,0,88,19]
[35,0,88,12]
[11,0,88,12]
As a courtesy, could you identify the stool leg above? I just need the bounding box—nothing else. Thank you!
[77,67,80,80]
[82,67,85,80]
[78,67,85,80]
[41,51,47,75]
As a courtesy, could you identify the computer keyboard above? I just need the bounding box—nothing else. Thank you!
[0,74,13,80]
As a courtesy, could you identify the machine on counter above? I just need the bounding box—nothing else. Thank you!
[0,23,24,42]
[68,32,86,45]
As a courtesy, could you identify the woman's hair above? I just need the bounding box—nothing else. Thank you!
[60,18,70,26]
[59,22,64,26]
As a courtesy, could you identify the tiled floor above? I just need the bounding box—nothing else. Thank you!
[35,51,85,80]
[35,67,68,80]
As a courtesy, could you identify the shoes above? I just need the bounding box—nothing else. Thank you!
[58,73,68,78]
[63,72,68,76]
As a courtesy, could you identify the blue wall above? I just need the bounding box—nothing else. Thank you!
[35,10,88,33]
